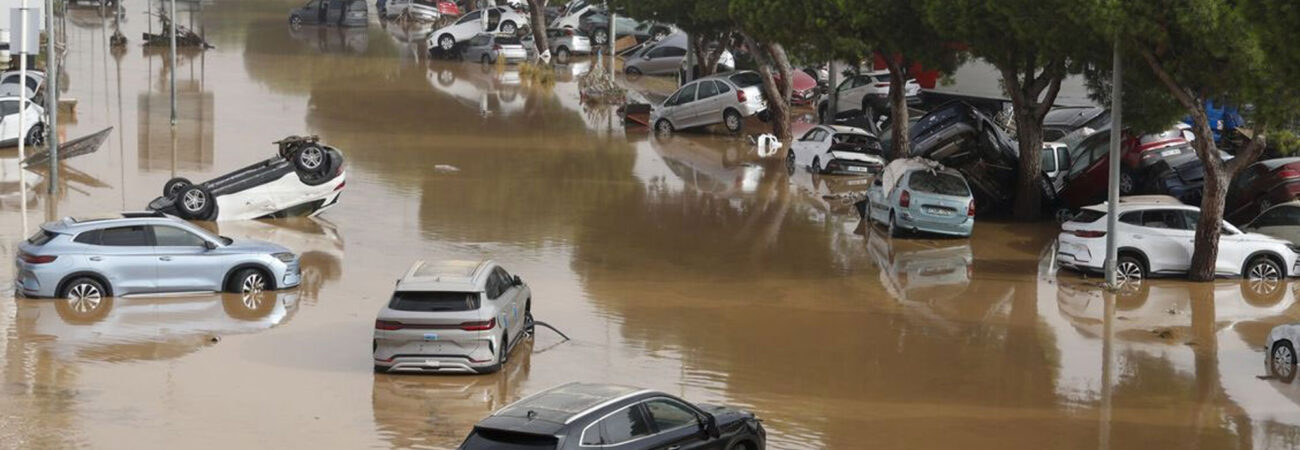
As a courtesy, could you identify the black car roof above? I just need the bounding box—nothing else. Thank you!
[1044,106,1107,129]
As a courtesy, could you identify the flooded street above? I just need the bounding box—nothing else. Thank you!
[3,1,1300,448]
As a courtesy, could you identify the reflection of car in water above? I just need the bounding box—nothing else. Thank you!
[199,217,344,303]
[649,134,766,198]
[0,154,42,208]
[426,63,525,117]
[288,23,371,54]
[866,225,973,303]
[1267,323,1300,383]
[371,337,530,449]
[13,290,299,362]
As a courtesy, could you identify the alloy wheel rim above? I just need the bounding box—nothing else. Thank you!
[301,147,324,169]
[1117,261,1142,282]
[440,37,453,50]
[1250,262,1280,281]
[727,115,740,130]
[241,273,266,295]
[1274,346,1296,378]
[657,121,671,134]
[183,190,207,212]
[67,284,102,312]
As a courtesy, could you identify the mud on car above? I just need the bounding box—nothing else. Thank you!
[147,136,346,221]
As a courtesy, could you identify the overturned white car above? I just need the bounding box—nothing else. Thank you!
[147,136,346,221]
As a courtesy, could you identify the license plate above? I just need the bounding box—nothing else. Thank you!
[424,359,441,368]
[924,206,952,216]
[1161,149,1181,157]
[848,166,870,173]
[423,333,439,341]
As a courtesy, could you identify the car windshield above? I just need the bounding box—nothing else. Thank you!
[908,171,970,196]
[830,133,881,154]
[389,291,480,312]
[728,72,762,88]
[460,428,557,450]
[495,36,522,45]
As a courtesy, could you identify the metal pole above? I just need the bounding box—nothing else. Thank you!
[45,0,57,194]
[1104,36,1122,288]
[608,11,614,79]
[169,0,176,126]
[16,1,28,236]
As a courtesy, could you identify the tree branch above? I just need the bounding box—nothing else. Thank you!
[1138,46,1200,112]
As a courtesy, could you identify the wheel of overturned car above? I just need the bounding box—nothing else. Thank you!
[293,145,329,175]
[177,185,216,220]
[655,119,674,135]
[1119,171,1136,195]
[438,34,455,51]
[652,28,668,42]
[500,21,517,34]
[723,109,743,134]
[1271,341,1297,383]
[593,29,608,46]
[25,123,44,147]
[163,177,192,197]
[1246,256,1283,283]
[556,47,571,64]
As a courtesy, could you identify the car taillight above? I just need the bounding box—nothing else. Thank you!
[18,252,56,264]
[736,89,746,103]
[1071,230,1106,238]
[375,320,403,330]
[334,180,346,191]
[967,200,975,217]
[460,318,496,331]
[565,28,574,36]
[874,82,889,88]
[493,44,502,51]
[1279,169,1300,180]
[899,190,910,207]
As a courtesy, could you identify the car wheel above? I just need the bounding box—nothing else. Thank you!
[497,331,510,368]
[374,364,388,373]
[888,212,905,238]
[1116,255,1146,284]
[593,29,608,46]
[723,109,743,134]
[625,66,642,78]
[25,123,44,147]
[1246,256,1283,282]
[177,185,216,220]
[524,300,534,335]
[56,277,112,324]
[500,21,516,34]
[655,119,674,135]
[163,177,192,197]
[438,34,455,51]
[785,151,796,176]
[557,47,570,63]
[811,157,822,174]
[228,268,268,295]
[481,54,492,66]
[1119,171,1135,195]
[290,15,302,29]
[1271,340,1297,383]
[293,145,329,175]
[652,28,667,41]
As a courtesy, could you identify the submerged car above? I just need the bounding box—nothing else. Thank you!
[787,124,884,175]
[146,135,346,221]
[1056,199,1300,281]
[290,0,368,28]
[15,212,301,299]
[543,27,591,62]
[1243,201,1300,245]
[1226,157,1300,225]
[460,33,528,65]
[908,101,1038,213]
[0,95,45,147]
[650,71,767,135]
[862,159,976,238]
[459,382,766,449]
[1267,323,1300,383]
[429,6,528,52]
[373,259,532,374]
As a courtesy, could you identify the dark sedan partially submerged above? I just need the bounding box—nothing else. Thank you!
[460,383,766,449]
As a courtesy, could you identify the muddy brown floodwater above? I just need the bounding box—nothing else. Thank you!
[3,1,1300,449]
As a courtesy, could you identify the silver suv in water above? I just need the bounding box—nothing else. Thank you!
[373,259,532,374]
[14,212,301,303]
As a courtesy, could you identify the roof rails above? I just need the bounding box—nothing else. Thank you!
[120,211,167,218]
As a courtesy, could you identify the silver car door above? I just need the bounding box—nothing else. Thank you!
[693,80,721,125]
[92,225,159,295]
[151,225,220,293]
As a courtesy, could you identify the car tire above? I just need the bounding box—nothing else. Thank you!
[655,119,674,135]
[888,212,905,238]
[811,157,822,174]
[1271,340,1297,383]
[374,364,388,374]
[500,21,516,34]
[290,15,302,29]
[723,109,743,134]
[293,145,329,176]
[524,300,534,335]
[227,268,269,295]
[25,123,44,147]
[57,277,110,323]
[1119,171,1136,195]
[177,185,216,220]
[785,151,796,176]
[593,29,608,46]
[625,66,642,78]
[497,331,509,367]
[557,47,570,63]
[163,177,192,197]
[652,28,668,41]
[1116,255,1146,284]
[1245,256,1283,282]
[481,54,492,66]
[438,34,455,51]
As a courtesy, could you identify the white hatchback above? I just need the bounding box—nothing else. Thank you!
[429,6,529,52]
[787,124,885,175]
[1057,200,1300,282]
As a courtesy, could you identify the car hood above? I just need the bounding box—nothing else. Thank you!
[224,238,293,255]
[696,403,756,426]
[1239,232,1292,246]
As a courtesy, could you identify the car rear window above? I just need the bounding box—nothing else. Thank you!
[495,36,522,45]
[1072,210,1107,223]
[26,229,56,245]
[389,291,480,312]
[908,171,970,196]
[831,133,882,154]
[728,72,762,88]
[460,428,557,450]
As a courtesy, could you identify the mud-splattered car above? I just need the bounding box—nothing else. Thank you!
[146,136,346,221]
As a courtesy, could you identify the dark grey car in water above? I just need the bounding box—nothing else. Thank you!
[290,0,369,28]
[460,383,766,449]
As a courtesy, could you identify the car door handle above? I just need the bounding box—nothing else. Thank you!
[1132,235,1143,240]
[88,256,102,261]
[159,256,172,261]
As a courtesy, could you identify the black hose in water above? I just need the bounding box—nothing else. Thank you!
[530,320,570,341]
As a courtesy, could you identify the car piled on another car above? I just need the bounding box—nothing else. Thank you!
[907,101,1045,213]
[428,6,528,53]
[146,135,346,221]
[1226,157,1300,225]
[787,124,885,175]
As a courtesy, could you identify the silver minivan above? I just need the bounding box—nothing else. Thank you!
[373,259,532,374]
[651,71,768,134]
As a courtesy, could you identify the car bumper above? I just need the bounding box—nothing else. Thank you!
[895,211,973,237]
[376,355,499,374]
[374,331,500,373]
[822,159,881,175]
[14,259,68,298]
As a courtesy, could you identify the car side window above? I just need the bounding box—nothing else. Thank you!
[0,100,18,116]
[1066,134,1104,177]
[644,398,698,432]
[98,226,151,247]
[1181,210,1201,231]
[152,226,207,247]
[583,404,654,446]
[799,128,820,141]
[73,229,101,245]
[670,83,697,106]
[457,11,480,24]
[1139,210,1184,230]
[1119,212,1142,225]
[661,47,686,58]
[492,267,513,290]
[646,46,667,58]
[485,275,502,299]
[697,80,719,100]
[716,82,730,94]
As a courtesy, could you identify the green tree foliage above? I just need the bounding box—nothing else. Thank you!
[922,0,1101,220]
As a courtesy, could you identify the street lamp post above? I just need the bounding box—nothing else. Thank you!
[1104,36,1123,288]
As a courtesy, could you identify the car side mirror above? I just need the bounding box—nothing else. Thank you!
[700,414,720,439]
[642,53,652,60]
[512,275,522,286]
[203,241,217,250]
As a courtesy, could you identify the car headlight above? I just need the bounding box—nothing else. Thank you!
[272,252,297,263]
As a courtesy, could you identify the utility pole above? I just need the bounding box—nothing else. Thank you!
[1104,35,1122,288]
[169,0,177,126]
[608,11,614,80]
[16,0,30,236]
[45,0,57,194]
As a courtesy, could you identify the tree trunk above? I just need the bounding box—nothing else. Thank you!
[883,56,909,161]
[1187,105,1226,281]
[692,34,724,78]
[1012,109,1044,220]
[744,35,792,142]
[526,0,548,60]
